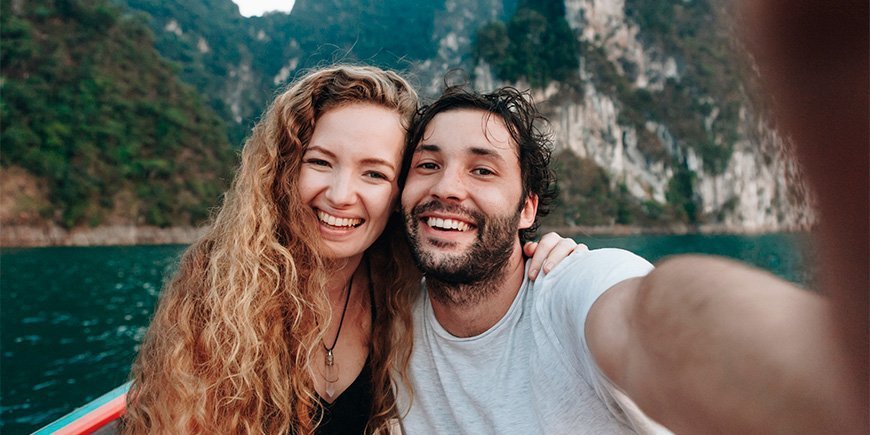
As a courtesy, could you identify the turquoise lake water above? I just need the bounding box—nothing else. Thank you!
[0,234,814,433]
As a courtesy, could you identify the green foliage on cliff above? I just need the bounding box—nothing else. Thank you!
[117,0,444,145]
[474,0,579,88]
[1,0,235,228]
[285,0,442,69]
[115,0,269,146]
[546,149,686,227]
[1,0,759,231]
[665,162,699,224]
[621,0,744,175]
[474,0,747,226]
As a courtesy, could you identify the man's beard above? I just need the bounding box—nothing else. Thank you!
[403,200,521,307]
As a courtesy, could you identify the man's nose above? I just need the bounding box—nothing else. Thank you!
[325,171,357,206]
[430,167,467,202]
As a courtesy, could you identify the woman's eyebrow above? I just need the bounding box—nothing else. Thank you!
[360,157,396,172]
[304,146,336,157]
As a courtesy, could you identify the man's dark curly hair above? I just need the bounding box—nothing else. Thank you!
[404,85,557,244]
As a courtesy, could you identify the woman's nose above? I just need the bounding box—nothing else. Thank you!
[324,171,357,206]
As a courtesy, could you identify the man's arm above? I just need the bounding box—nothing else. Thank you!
[586,255,856,434]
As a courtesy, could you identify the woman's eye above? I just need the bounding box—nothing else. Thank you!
[365,171,388,180]
[305,159,330,167]
[472,168,494,176]
[417,162,439,170]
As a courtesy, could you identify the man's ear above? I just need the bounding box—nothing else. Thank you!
[518,194,539,230]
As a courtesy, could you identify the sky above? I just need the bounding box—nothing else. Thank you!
[232,0,295,17]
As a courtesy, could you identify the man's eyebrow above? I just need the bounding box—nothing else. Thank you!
[416,143,507,163]
[469,146,504,161]
[415,144,440,153]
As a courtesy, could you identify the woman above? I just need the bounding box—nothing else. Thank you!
[124,65,578,434]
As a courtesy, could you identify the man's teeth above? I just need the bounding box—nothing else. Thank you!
[317,211,362,228]
[426,217,470,231]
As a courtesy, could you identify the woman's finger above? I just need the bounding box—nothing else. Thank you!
[528,232,575,280]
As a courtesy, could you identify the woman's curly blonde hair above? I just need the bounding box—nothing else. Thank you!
[123,65,420,434]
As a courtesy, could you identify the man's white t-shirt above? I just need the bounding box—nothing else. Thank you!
[396,248,669,434]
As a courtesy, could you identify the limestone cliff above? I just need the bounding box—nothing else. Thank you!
[418,0,813,231]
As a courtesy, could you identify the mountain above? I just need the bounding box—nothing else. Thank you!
[113,0,445,145]
[1,0,236,229]
[119,0,813,231]
[440,0,812,230]
[0,0,812,236]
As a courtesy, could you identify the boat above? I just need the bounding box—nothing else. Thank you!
[34,382,130,434]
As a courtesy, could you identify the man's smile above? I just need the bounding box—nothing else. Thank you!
[423,216,474,232]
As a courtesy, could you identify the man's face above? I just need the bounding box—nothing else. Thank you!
[401,109,537,285]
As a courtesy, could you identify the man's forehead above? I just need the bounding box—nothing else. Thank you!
[418,109,516,153]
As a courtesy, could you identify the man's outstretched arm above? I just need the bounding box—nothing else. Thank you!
[586,255,857,434]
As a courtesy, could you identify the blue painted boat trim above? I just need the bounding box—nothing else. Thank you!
[33,381,131,434]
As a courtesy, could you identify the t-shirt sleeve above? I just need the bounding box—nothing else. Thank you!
[534,248,669,434]
[535,248,653,374]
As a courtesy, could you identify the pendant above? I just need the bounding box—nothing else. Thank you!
[322,349,339,400]
[321,349,339,383]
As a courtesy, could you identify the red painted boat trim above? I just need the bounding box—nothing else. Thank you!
[34,382,130,435]
[52,393,126,435]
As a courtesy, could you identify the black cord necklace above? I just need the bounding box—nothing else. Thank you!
[321,273,353,399]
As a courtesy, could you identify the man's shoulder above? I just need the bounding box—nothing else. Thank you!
[531,248,653,306]
[545,248,653,280]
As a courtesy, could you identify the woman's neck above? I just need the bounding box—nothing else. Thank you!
[325,253,364,300]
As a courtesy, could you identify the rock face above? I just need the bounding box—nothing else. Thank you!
[410,0,505,95]
[10,0,807,249]
[417,0,813,232]
[122,0,811,232]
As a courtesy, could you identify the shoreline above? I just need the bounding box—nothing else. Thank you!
[0,225,207,248]
[540,223,811,237]
[1,223,811,248]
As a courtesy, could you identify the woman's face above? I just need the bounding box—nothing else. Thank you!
[299,103,406,261]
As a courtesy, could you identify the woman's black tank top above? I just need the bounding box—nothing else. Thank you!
[315,265,377,435]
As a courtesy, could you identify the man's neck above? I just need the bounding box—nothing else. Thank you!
[427,244,527,338]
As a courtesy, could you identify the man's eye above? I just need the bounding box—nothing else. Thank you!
[472,168,494,176]
[417,162,439,170]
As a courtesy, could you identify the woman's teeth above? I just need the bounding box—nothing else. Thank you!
[317,210,362,228]
[426,217,470,231]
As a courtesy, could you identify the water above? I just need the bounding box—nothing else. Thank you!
[0,234,813,433]
[1,245,186,434]
[577,233,815,285]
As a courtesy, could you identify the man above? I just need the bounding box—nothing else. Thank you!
[396,86,663,433]
[396,85,859,433]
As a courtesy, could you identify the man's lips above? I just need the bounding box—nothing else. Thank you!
[412,201,482,234]
[422,216,474,232]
